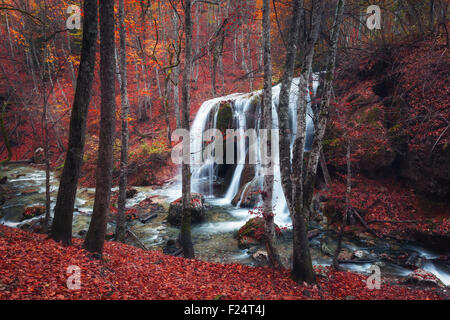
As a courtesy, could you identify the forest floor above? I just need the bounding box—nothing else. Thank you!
[0,225,446,300]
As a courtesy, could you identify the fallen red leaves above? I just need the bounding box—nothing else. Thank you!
[323,175,450,238]
[0,225,442,300]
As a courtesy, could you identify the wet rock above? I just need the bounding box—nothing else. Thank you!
[231,176,261,208]
[236,217,281,249]
[252,250,268,263]
[320,242,334,256]
[238,236,258,249]
[353,250,367,259]
[337,249,353,261]
[399,148,450,198]
[33,147,45,164]
[78,230,87,237]
[411,231,450,253]
[214,102,236,196]
[126,188,138,199]
[404,252,425,270]
[167,193,205,226]
[105,232,115,240]
[21,206,46,222]
[307,229,321,240]
[404,269,445,288]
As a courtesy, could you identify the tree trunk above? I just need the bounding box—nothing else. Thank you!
[180,0,195,259]
[333,139,351,268]
[303,0,345,207]
[83,0,116,254]
[261,0,282,269]
[289,0,324,284]
[277,0,303,212]
[116,0,130,243]
[50,0,98,245]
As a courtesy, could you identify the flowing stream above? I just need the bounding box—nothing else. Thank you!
[1,78,449,286]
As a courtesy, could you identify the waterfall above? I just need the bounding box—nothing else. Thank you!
[190,77,318,225]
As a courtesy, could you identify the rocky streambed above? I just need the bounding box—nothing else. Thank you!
[1,165,449,290]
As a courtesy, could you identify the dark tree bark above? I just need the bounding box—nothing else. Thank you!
[261,0,282,269]
[180,0,195,259]
[333,139,351,268]
[50,0,98,245]
[83,0,116,254]
[115,0,130,243]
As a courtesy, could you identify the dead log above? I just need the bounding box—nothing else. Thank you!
[126,229,147,250]
[140,213,157,224]
[352,209,382,239]
[172,248,183,256]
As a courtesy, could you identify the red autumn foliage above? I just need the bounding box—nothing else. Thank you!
[322,174,450,237]
[0,225,443,300]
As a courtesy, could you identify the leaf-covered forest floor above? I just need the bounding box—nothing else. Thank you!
[0,225,446,300]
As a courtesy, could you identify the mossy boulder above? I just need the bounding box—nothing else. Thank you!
[214,102,236,196]
[167,193,205,226]
[21,206,46,221]
[235,217,281,249]
[216,102,233,132]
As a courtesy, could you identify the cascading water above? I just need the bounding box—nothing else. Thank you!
[190,77,318,225]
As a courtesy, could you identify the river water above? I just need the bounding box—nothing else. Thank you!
[0,164,449,286]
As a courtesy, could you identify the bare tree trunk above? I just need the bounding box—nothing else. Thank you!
[83,0,116,254]
[289,0,324,284]
[320,148,331,187]
[42,67,51,233]
[51,0,98,245]
[172,12,181,129]
[277,0,303,213]
[116,0,130,243]
[333,139,351,268]
[173,64,181,129]
[303,0,345,207]
[180,0,195,259]
[261,0,282,268]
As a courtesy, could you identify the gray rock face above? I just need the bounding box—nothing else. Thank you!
[167,193,206,226]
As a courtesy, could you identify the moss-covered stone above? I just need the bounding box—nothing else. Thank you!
[167,193,205,226]
[216,102,233,133]
[235,217,281,249]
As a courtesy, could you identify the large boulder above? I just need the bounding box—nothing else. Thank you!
[399,148,450,199]
[403,268,445,288]
[235,217,280,249]
[21,206,46,221]
[214,102,236,196]
[167,193,205,226]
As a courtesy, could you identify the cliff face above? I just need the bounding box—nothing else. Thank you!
[325,38,449,200]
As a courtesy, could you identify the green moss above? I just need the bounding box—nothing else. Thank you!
[216,103,233,132]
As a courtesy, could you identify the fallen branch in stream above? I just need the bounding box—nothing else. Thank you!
[352,208,382,239]
[126,229,148,251]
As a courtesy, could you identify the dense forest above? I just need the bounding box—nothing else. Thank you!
[0,0,449,301]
